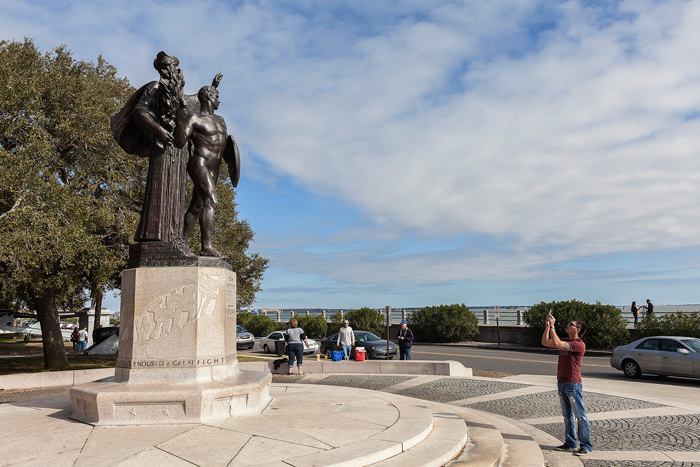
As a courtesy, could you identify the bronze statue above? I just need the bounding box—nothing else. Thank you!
[111,52,191,254]
[175,74,240,257]
[111,53,240,265]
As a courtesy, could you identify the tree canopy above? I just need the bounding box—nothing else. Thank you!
[0,39,269,369]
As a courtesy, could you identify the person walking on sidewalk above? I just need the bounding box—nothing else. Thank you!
[337,320,355,360]
[541,315,593,457]
[397,320,414,360]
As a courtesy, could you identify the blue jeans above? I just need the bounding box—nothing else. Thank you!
[287,343,304,368]
[558,381,593,451]
[78,340,87,353]
[341,344,353,360]
[400,345,411,360]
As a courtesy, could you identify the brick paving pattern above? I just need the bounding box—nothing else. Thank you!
[583,462,700,467]
[309,375,416,390]
[0,387,69,403]
[536,414,700,452]
[394,377,529,403]
[469,391,665,420]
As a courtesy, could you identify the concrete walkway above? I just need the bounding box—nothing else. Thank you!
[1,363,700,466]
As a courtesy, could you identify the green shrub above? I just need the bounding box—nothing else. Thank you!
[291,314,328,338]
[638,311,700,338]
[344,307,385,336]
[523,300,628,349]
[409,304,479,343]
[236,312,276,337]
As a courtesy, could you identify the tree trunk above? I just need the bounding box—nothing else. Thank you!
[93,286,103,334]
[31,286,69,370]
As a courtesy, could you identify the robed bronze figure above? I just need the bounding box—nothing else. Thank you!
[111,52,240,265]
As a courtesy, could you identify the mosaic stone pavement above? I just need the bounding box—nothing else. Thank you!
[468,390,665,420]
[305,374,416,390]
[583,462,700,467]
[393,377,529,402]
[537,414,700,452]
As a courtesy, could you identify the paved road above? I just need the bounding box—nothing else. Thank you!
[409,344,621,378]
[247,339,620,378]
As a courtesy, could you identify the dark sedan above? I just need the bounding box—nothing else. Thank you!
[319,331,397,359]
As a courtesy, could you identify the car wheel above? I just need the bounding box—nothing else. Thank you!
[623,359,642,378]
[325,348,334,359]
[263,344,270,354]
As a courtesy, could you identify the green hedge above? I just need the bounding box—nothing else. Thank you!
[522,300,628,349]
[409,304,479,343]
[637,311,700,338]
[291,314,328,338]
[344,307,385,336]
[236,312,277,337]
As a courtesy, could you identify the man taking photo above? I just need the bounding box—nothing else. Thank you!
[541,314,593,457]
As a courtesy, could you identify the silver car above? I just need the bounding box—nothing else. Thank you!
[610,336,700,379]
[236,325,255,350]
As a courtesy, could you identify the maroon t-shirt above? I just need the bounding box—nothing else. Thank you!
[557,338,585,383]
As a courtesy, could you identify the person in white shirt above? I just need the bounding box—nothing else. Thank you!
[77,326,89,354]
[336,320,355,360]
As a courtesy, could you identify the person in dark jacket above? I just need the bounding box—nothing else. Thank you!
[397,320,414,360]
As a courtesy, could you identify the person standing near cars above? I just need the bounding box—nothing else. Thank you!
[397,320,414,360]
[541,315,593,457]
[337,320,355,360]
[286,319,310,375]
[641,299,654,316]
[77,326,89,354]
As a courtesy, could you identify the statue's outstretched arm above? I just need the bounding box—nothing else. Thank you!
[212,72,223,88]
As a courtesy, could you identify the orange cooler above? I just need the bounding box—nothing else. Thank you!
[355,347,366,361]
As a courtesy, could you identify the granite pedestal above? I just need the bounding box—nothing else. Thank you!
[70,265,271,426]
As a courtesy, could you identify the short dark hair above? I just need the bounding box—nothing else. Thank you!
[573,318,586,337]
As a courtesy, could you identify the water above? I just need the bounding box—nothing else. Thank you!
[247,305,700,327]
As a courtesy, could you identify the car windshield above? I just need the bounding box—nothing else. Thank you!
[356,332,381,341]
[236,325,247,333]
[681,339,700,352]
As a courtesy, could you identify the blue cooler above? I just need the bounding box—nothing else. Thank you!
[332,351,344,361]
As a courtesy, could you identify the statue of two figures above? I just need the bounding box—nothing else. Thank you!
[111,52,240,263]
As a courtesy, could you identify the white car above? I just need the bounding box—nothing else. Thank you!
[260,331,319,355]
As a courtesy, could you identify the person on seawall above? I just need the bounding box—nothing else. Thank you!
[640,299,654,316]
[397,320,414,360]
[337,320,355,360]
[631,301,639,328]
[541,314,593,457]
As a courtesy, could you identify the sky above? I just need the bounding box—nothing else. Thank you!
[3,0,700,310]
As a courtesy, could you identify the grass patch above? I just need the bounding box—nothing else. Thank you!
[0,334,72,356]
[0,355,117,375]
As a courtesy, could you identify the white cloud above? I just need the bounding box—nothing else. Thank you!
[4,0,700,304]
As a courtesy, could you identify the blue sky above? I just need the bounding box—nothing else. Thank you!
[3,0,700,309]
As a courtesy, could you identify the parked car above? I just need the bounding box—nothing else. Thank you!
[319,331,397,359]
[259,331,319,355]
[610,336,700,379]
[236,325,255,350]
